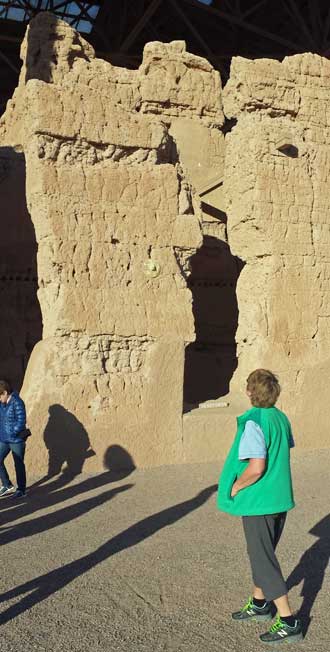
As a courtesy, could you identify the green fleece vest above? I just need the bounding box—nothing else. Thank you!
[217,406,295,516]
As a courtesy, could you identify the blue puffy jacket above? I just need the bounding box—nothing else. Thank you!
[0,391,26,443]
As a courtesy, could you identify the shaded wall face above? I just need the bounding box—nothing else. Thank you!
[164,96,243,404]
[0,148,42,389]
[223,54,330,447]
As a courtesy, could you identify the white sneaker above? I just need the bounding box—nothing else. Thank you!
[0,485,15,497]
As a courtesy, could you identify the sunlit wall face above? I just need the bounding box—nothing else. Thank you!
[0,1,100,33]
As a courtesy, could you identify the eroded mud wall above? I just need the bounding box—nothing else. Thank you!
[0,15,206,472]
[224,55,330,447]
[2,14,329,472]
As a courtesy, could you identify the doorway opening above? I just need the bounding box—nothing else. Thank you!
[183,235,244,409]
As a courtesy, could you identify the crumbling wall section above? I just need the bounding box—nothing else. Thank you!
[0,14,203,472]
[223,54,330,447]
[137,40,226,242]
[3,14,329,467]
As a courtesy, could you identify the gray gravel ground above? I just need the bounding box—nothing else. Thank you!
[0,449,329,651]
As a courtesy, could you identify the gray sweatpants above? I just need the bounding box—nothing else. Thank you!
[242,513,287,602]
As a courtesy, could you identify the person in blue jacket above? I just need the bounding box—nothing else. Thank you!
[0,379,27,498]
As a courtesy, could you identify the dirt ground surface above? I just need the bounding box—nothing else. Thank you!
[0,449,329,651]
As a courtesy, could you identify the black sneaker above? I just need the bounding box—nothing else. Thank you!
[259,615,303,643]
[10,489,26,499]
[232,597,272,621]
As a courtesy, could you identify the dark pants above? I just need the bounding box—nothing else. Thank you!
[0,441,26,492]
[242,512,287,602]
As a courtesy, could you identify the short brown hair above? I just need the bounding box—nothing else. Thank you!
[246,369,280,408]
[0,380,12,395]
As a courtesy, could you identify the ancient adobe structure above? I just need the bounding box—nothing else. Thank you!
[0,13,329,474]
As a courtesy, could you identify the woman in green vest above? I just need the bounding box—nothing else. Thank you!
[217,369,303,644]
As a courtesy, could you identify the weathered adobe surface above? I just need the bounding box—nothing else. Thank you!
[223,55,330,448]
[1,13,328,473]
[0,13,227,472]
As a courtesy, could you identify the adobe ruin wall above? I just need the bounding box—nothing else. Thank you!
[0,14,218,472]
[0,14,329,474]
[224,54,330,448]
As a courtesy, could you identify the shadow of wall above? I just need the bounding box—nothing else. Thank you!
[184,235,244,405]
[0,147,42,389]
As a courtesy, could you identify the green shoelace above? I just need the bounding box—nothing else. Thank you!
[269,615,285,632]
[242,597,254,612]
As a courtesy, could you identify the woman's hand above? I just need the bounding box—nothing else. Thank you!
[230,459,265,498]
[231,482,239,497]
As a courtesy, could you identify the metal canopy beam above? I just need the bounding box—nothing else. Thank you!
[181,0,304,52]
[1,0,330,119]
[308,0,322,45]
[168,0,213,59]
[120,0,163,53]
[285,0,316,49]
[242,0,268,20]
[322,5,330,49]
[0,46,18,72]
[74,0,110,48]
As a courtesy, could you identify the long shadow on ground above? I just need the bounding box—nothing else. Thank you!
[0,470,133,528]
[0,485,217,624]
[0,483,134,545]
[286,513,330,636]
[0,441,135,529]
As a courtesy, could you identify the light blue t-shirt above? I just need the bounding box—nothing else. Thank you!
[239,419,295,460]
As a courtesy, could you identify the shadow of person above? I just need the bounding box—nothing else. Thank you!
[103,445,136,480]
[0,484,217,624]
[286,514,330,636]
[31,405,95,491]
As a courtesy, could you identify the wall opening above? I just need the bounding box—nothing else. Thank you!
[183,235,244,409]
[0,146,42,390]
